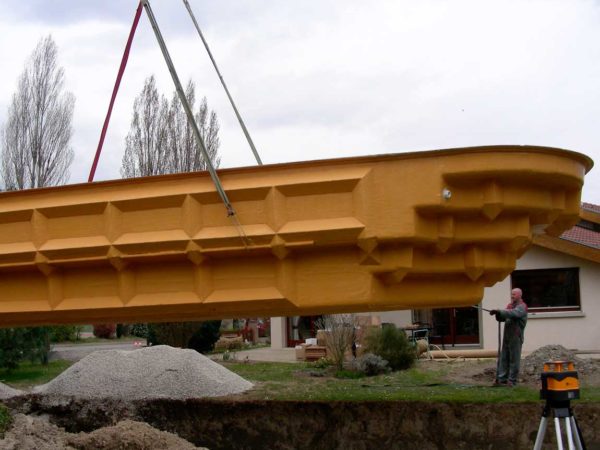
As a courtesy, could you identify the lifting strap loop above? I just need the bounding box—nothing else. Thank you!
[88,1,143,182]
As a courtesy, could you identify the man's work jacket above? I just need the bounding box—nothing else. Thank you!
[497,300,528,344]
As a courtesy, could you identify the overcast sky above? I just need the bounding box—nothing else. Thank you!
[0,0,598,204]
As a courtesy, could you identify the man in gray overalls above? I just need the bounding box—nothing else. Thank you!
[490,288,528,386]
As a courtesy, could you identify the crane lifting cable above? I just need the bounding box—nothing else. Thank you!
[142,1,232,213]
[142,0,252,247]
[182,0,263,165]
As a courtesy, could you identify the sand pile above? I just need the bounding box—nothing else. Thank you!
[0,414,206,449]
[69,419,206,449]
[34,345,253,400]
[0,382,23,400]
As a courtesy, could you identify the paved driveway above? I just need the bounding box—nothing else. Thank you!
[49,340,144,362]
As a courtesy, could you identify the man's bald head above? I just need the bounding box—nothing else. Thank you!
[511,288,522,302]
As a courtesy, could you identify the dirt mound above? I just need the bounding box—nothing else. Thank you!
[67,419,205,449]
[521,344,600,383]
[0,414,206,449]
[462,345,600,386]
[34,345,253,400]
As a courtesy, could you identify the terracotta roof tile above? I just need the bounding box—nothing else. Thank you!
[582,202,600,214]
[560,224,600,249]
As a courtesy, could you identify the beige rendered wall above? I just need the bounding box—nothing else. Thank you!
[376,310,413,328]
[481,246,600,353]
[270,317,287,349]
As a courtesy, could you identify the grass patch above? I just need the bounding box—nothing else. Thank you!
[0,360,72,389]
[335,369,364,379]
[0,357,597,405]
[224,361,600,403]
[0,403,11,436]
[580,387,600,402]
[223,361,300,382]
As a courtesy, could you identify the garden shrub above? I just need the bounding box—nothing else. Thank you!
[352,352,390,376]
[214,336,243,351]
[130,323,148,338]
[148,321,222,353]
[93,323,116,339]
[116,324,131,338]
[363,325,416,371]
[50,325,80,342]
[188,321,222,353]
[0,327,51,371]
[310,357,332,369]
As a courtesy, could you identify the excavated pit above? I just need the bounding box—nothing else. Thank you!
[3,395,599,450]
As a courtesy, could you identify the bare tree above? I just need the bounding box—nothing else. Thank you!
[121,76,220,178]
[121,75,168,178]
[121,76,222,349]
[1,35,75,190]
[315,314,356,370]
[167,80,220,173]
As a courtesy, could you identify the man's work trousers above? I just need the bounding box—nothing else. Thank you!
[497,337,523,385]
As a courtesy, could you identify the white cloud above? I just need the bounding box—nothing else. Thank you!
[0,0,598,203]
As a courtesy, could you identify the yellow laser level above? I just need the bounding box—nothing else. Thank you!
[533,361,585,449]
[540,361,580,402]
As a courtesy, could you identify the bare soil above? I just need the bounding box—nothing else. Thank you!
[1,414,207,450]
[430,345,600,388]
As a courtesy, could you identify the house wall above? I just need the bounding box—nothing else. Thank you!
[270,317,287,349]
[481,245,600,352]
[376,310,413,328]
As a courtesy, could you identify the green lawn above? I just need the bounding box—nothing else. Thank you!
[1,358,598,404]
[225,361,600,403]
[0,360,72,390]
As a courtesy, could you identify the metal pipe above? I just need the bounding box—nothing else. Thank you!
[141,0,235,217]
[471,304,491,313]
[182,0,263,166]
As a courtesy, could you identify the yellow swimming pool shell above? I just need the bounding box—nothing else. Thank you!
[0,145,593,326]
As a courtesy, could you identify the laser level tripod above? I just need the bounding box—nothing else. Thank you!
[533,361,586,450]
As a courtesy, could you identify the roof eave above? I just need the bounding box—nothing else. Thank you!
[533,234,600,264]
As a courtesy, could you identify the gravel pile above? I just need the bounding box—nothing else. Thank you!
[0,382,24,400]
[521,344,600,382]
[34,345,253,400]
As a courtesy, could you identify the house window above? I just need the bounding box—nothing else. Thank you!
[510,268,580,312]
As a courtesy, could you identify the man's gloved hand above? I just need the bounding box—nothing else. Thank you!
[489,310,502,321]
